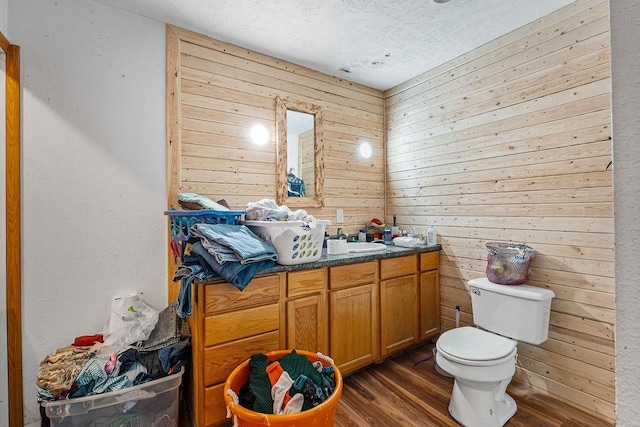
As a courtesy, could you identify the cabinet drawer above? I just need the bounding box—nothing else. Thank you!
[420,251,440,271]
[380,255,417,280]
[204,303,279,346]
[203,330,281,385]
[329,261,377,290]
[203,274,281,315]
[288,269,326,298]
[204,383,226,426]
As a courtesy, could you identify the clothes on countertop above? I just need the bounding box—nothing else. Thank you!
[173,224,278,317]
[240,350,336,415]
[177,192,230,211]
[191,223,277,265]
[244,199,318,229]
[245,199,290,221]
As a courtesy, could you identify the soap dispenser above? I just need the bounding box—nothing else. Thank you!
[391,214,399,238]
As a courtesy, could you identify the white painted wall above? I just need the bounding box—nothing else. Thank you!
[7,0,166,424]
[1,0,9,424]
[611,2,640,426]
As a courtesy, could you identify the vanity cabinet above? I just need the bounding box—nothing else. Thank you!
[328,261,380,374]
[379,255,419,356]
[192,274,285,427]
[285,268,328,354]
[185,250,439,426]
[419,251,441,340]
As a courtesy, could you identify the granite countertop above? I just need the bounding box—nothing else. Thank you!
[258,243,442,275]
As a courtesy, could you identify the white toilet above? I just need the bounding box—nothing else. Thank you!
[435,277,555,427]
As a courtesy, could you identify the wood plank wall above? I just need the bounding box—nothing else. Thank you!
[384,0,614,422]
[166,26,385,236]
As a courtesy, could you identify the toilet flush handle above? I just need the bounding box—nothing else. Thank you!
[471,287,481,296]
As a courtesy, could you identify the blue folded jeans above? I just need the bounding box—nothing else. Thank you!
[190,241,275,291]
[191,223,277,264]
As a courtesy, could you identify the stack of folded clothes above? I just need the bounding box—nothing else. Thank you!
[173,223,278,317]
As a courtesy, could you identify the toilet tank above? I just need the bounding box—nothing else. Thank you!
[469,277,555,345]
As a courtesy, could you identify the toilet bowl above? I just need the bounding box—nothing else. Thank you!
[433,277,555,427]
[435,327,517,427]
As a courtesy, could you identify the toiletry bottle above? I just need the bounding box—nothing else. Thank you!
[391,214,399,238]
[426,226,436,246]
[359,228,366,242]
[384,227,392,244]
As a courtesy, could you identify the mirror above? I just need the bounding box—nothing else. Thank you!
[276,97,324,207]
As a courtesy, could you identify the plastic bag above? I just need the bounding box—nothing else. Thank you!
[102,293,159,353]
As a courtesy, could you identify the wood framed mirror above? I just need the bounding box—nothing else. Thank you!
[275,96,324,208]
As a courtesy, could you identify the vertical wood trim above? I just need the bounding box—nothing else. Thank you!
[275,97,287,205]
[313,108,324,207]
[0,32,9,53]
[5,39,23,427]
[166,25,180,303]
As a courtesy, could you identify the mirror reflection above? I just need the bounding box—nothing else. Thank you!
[286,110,314,198]
[276,97,324,207]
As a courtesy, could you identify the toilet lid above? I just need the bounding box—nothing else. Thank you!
[437,326,516,361]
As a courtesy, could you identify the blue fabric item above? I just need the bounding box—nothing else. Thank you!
[72,354,132,398]
[191,223,277,264]
[287,173,306,197]
[172,228,276,317]
[173,263,217,318]
[190,241,275,291]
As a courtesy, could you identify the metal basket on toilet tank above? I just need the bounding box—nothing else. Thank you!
[485,242,535,285]
[244,220,330,265]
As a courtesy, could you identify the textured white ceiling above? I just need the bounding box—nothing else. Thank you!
[90,0,576,90]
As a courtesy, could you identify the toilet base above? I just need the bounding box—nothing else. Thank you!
[448,378,516,427]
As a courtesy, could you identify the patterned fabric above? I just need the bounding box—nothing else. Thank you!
[287,173,306,197]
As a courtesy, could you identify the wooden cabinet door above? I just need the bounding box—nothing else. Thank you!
[287,294,327,354]
[420,269,440,340]
[380,274,419,356]
[329,283,379,374]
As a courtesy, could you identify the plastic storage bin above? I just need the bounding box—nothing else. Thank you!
[41,370,183,427]
[224,350,343,427]
[485,242,536,286]
[244,220,330,265]
[165,209,244,241]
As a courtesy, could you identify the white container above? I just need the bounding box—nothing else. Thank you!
[327,239,348,255]
[244,220,330,265]
[41,370,183,426]
[426,226,437,245]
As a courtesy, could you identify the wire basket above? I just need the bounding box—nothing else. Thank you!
[485,242,535,286]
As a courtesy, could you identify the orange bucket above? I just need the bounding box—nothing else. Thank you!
[223,350,343,427]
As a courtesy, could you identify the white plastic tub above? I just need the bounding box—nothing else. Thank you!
[244,220,330,265]
[41,370,183,426]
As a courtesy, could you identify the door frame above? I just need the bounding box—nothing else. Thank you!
[1,30,22,427]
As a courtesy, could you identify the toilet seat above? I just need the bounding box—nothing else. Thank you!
[437,326,516,366]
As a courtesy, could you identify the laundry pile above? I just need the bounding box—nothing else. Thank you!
[172,198,324,318]
[244,198,318,228]
[37,300,190,406]
[173,221,278,317]
[238,350,337,415]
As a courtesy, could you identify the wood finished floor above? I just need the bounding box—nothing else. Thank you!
[334,344,614,427]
